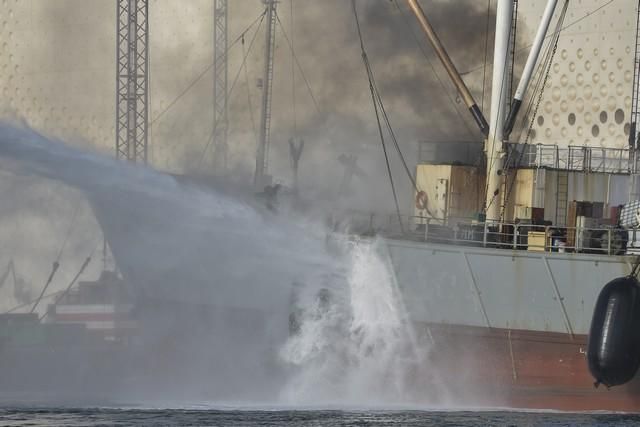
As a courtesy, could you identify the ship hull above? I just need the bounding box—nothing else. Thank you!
[413,322,640,412]
[383,237,640,411]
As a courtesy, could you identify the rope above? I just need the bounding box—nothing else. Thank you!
[150,11,267,128]
[0,260,14,290]
[371,70,418,192]
[4,289,65,314]
[352,0,404,233]
[500,1,569,219]
[274,12,322,116]
[197,12,266,170]
[242,34,259,149]
[516,32,553,140]
[459,0,617,77]
[483,4,517,212]
[523,0,568,145]
[29,262,59,314]
[290,0,297,137]
[39,258,91,322]
[393,0,476,140]
[631,256,640,278]
[29,204,81,314]
[4,239,99,317]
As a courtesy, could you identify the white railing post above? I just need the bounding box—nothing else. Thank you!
[607,228,612,255]
[513,224,518,249]
[483,221,488,248]
[545,225,550,252]
[424,218,429,242]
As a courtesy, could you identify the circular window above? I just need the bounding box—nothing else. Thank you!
[625,123,631,136]
[600,111,608,123]
[592,124,600,137]
[537,115,545,126]
[615,108,625,124]
[568,113,576,125]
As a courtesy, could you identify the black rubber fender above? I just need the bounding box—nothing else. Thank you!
[588,276,640,388]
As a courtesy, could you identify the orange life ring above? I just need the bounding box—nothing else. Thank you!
[415,190,428,210]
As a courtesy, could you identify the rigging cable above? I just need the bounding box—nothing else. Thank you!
[274,12,322,116]
[515,30,554,140]
[0,260,14,290]
[393,0,476,140]
[352,0,404,233]
[39,241,99,322]
[4,289,64,314]
[481,0,492,113]
[242,34,260,148]
[29,204,80,313]
[514,0,567,142]
[149,11,267,128]
[461,0,615,76]
[483,6,516,212]
[500,0,569,220]
[523,0,568,145]
[197,11,266,170]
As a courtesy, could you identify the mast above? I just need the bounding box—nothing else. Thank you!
[213,0,229,173]
[485,0,513,221]
[504,0,558,136]
[629,0,640,153]
[254,0,277,190]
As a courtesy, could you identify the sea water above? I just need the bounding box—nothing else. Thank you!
[1,407,639,426]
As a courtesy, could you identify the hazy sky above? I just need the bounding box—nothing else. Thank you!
[1,1,503,180]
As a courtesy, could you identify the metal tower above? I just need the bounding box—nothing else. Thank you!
[254,0,277,190]
[629,1,640,152]
[116,0,149,164]
[213,0,229,173]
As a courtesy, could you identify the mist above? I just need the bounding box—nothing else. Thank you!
[0,122,459,406]
[0,0,531,408]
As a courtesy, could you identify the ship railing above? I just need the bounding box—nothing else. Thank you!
[410,216,624,255]
[506,143,637,174]
[344,212,625,255]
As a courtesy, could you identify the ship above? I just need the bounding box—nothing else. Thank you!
[346,0,640,412]
[2,0,640,412]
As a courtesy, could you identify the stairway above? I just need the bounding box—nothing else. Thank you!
[555,170,569,226]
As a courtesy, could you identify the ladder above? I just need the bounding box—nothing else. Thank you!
[555,170,569,226]
[262,10,276,173]
[629,0,640,149]
[255,0,277,188]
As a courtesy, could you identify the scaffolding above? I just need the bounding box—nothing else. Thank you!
[213,0,228,173]
[116,0,149,164]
